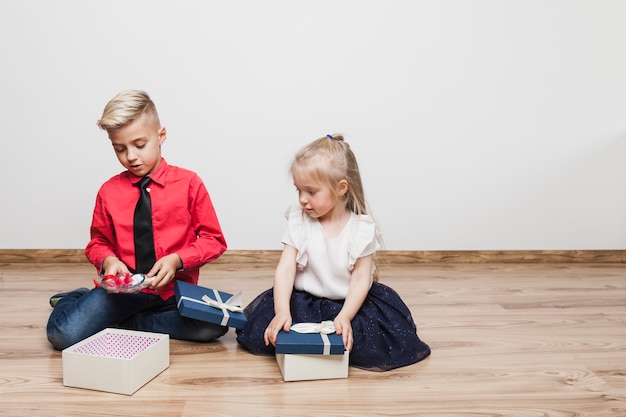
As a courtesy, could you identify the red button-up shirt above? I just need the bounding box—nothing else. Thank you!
[85,158,227,300]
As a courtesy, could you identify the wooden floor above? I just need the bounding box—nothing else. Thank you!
[1,262,625,416]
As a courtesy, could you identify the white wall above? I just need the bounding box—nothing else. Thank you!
[1,0,625,251]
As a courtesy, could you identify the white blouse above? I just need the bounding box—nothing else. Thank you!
[281,205,380,300]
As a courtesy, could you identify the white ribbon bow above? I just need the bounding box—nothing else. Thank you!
[202,290,243,326]
[290,320,336,334]
[178,289,243,326]
[201,291,244,313]
[290,321,336,355]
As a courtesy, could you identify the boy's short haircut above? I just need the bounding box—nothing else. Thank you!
[97,90,160,132]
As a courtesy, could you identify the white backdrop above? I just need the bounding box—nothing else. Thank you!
[1,0,625,250]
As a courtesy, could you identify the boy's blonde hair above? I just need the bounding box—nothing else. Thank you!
[290,134,368,215]
[97,90,160,132]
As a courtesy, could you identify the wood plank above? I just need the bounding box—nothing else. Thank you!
[1,249,625,264]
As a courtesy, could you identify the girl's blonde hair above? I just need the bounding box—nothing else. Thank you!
[290,134,368,215]
[291,134,380,281]
[97,90,160,132]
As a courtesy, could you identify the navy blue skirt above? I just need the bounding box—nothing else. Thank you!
[236,283,430,371]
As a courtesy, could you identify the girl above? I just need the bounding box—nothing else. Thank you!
[236,134,430,371]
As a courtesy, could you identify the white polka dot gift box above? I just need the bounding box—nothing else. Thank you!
[62,328,169,395]
[275,321,349,382]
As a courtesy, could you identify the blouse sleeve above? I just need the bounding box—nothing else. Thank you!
[281,205,309,269]
[348,213,381,271]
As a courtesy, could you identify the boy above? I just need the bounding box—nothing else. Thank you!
[46,90,228,350]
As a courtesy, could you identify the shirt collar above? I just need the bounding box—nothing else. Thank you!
[147,158,168,186]
[126,158,168,186]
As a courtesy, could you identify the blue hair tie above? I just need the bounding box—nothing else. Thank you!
[326,134,333,139]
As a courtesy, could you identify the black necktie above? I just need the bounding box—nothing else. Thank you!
[134,176,156,273]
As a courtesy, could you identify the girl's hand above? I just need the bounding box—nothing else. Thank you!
[333,254,372,352]
[264,313,292,347]
[334,315,354,351]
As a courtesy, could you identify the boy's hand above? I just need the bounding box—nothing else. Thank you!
[264,313,292,347]
[102,256,130,277]
[334,315,354,351]
[146,253,182,289]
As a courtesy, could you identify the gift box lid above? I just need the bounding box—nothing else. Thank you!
[275,323,345,355]
[174,280,247,329]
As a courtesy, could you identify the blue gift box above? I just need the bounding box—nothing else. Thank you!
[275,326,345,355]
[174,281,247,329]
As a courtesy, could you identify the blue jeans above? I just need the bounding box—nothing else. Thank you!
[46,287,228,350]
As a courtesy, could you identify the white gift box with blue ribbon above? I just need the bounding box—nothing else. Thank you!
[275,321,349,381]
[174,281,247,329]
